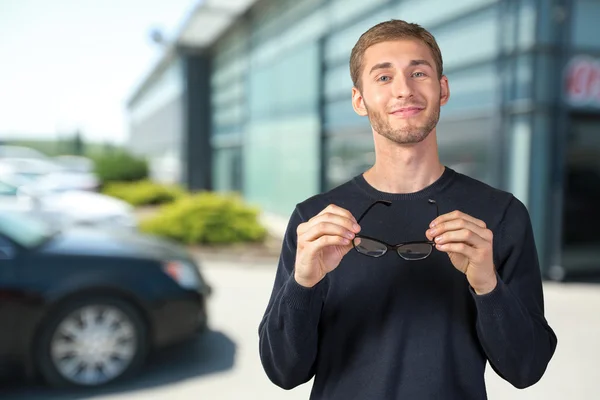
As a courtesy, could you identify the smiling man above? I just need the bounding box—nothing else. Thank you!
[258,20,557,399]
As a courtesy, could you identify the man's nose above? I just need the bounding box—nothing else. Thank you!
[391,75,414,98]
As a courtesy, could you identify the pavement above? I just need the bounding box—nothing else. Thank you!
[2,259,598,400]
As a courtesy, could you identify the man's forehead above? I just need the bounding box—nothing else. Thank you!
[363,40,434,69]
[365,39,432,61]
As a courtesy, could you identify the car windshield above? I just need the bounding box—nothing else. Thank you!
[0,212,57,248]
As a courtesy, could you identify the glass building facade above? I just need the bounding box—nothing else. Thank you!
[127,0,600,279]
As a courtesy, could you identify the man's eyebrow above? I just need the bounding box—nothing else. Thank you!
[369,60,434,75]
[410,59,433,68]
[369,62,393,74]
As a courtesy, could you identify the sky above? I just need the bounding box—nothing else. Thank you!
[0,0,197,144]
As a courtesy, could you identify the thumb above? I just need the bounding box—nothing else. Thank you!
[339,241,355,257]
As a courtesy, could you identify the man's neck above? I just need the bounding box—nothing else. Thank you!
[363,130,445,194]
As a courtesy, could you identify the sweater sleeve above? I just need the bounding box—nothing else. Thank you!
[471,195,558,389]
[258,206,328,390]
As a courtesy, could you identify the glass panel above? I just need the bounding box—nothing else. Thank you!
[211,24,248,142]
[500,0,517,53]
[443,63,497,114]
[506,115,532,206]
[324,63,353,100]
[129,96,184,158]
[244,115,320,216]
[252,0,325,44]
[244,41,321,216]
[527,113,552,265]
[431,6,499,70]
[279,9,327,52]
[437,116,495,185]
[514,54,534,101]
[534,54,555,104]
[213,103,245,128]
[213,21,249,66]
[249,42,319,119]
[517,0,536,50]
[397,0,497,28]
[324,9,390,65]
[213,147,243,193]
[325,133,375,190]
[211,56,248,89]
[500,0,536,51]
[212,80,245,109]
[536,0,557,46]
[324,98,370,130]
[327,0,388,29]
[129,58,183,125]
[561,114,600,275]
[572,1,600,50]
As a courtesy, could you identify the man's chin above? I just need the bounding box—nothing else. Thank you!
[378,129,431,145]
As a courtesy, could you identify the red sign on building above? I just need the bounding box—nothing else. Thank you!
[565,55,600,108]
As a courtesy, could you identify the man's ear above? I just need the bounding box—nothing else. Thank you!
[352,87,368,116]
[440,75,450,106]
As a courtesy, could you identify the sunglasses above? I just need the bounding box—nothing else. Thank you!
[352,199,439,260]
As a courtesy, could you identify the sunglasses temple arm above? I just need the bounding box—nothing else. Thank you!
[428,199,439,219]
[428,200,439,245]
[355,200,392,224]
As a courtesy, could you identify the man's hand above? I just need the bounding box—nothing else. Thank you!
[294,204,361,288]
[426,210,497,295]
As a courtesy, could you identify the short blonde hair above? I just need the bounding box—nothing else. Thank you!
[350,19,444,90]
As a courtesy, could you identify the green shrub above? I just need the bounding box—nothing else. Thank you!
[93,150,148,184]
[140,192,267,245]
[103,180,185,206]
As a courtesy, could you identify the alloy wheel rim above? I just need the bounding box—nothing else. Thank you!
[50,305,137,386]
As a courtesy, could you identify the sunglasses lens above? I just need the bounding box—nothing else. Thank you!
[397,243,433,260]
[353,237,387,257]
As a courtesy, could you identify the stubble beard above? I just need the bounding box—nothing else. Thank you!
[365,100,441,145]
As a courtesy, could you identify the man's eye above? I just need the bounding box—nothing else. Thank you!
[413,72,426,78]
[378,76,391,82]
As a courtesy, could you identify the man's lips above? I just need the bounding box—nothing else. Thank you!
[390,106,424,117]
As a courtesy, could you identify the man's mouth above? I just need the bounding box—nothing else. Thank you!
[389,106,424,118]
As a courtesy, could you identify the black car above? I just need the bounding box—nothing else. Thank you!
[0,212,211,388]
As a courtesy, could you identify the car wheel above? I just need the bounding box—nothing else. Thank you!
[37,297,148,388]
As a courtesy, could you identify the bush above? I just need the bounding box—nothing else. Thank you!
[93,150,148,184]
[139,192,268,245]
[103,180,185,206]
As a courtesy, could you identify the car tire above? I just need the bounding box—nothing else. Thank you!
[36,296,148,388]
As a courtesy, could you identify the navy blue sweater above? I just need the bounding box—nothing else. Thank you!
[258,167,557,399]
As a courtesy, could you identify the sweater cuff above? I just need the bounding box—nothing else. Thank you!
[282,273,328,312]
[469,270,508,317]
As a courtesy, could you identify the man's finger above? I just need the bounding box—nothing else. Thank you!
[299,213,360,236]
[427,219,490,242]
[434,228,488,249]
[430,210,486,229]
[300,222,357,243]
[312,234,353,249]
[316,204,357,223]
[435,242,477,259]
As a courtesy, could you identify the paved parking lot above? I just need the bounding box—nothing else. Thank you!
[1,259,598,399]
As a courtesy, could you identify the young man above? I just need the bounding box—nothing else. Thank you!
[258,19,557,399]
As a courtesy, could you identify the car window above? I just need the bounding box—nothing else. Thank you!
[0,213,56,248]
[0,181,17,196]
[0,236,16,259]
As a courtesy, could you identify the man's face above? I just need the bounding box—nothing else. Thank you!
[352,39,450,145]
